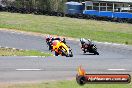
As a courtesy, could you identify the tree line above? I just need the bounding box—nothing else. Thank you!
[1,0,86,12]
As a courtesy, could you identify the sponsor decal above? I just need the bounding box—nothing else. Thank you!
[76,66,131,85]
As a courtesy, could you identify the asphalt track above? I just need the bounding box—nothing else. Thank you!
[0,30,132,83]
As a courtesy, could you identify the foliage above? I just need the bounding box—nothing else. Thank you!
[5,0,68,12]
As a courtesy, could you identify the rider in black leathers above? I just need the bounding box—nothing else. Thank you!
[80,38,92,50]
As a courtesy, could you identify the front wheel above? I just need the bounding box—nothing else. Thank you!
[69,51,73,57]
[92,46,99,55]
[93,50,99,55]
[61,49,68,57]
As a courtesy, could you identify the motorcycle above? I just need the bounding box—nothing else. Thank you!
[80,41,99,55]
[46,37,66,51]
[52,40,73,57]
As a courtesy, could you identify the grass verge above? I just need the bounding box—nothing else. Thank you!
[0,12,132,44]
[2,80,132,88]
[0,47,52,56]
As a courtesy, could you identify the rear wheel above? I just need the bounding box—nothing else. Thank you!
[55,51,59,56]
[83,50,86,53]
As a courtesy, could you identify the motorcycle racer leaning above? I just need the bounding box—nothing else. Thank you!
[51,40,69,56]
[80,38,93,50]
[45,35,66,50]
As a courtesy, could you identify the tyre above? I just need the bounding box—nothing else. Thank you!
[76,75,86,85]
[118,18,123,23]
[61,49,68,57]
[69,51,73,57]
[69,54,73,57]
[48,44,52,50]
[92,46,99,55]
[83,50,86,53]
[93,50,99,55]
[57,13,63,17]
[55,51,59,56]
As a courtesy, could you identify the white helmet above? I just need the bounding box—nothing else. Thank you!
[87,39,91,42]
[80,38,86,44]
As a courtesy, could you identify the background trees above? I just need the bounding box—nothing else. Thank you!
[1,0,85,12]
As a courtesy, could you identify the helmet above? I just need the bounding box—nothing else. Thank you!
[46,35,53,39]
[46,35,50,38]
[80,38,86,44]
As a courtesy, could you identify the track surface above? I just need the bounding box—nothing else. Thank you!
[0,30,132,83]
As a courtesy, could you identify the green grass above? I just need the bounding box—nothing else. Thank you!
[0,47,53,56]
[0,12,132,44]
[4,80,132,88]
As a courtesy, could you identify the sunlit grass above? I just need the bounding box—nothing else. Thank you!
[3,80,132,88]
[0,12,132,44]
[0,47,53,56]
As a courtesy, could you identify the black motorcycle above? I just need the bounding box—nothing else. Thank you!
[80,41,99,55]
